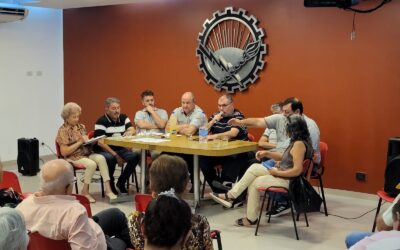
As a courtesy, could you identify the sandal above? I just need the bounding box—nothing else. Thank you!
[209,192,235,208]
[235,217,258,227]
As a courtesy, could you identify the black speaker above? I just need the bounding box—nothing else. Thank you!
[387,137,400,165]
[17,138,39,176]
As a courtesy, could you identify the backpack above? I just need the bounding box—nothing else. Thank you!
[0,188,23,208]
[384,155,400,197]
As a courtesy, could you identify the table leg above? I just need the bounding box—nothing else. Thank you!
[193,155,200,209]
[140,149,146,193]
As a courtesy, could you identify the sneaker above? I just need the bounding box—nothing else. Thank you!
[266,204,291,218]
[110,182,119,195]
[116,181,128,194]
[211,180,231,192]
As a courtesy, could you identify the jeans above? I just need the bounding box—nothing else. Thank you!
[93,208,133,250]
[96,148,140,185]
[345,231,372,248]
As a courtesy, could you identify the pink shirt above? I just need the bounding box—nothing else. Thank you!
[16,194,106,250]
[350,230,400,250]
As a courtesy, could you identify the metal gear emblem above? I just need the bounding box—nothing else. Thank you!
[196,7,267,93]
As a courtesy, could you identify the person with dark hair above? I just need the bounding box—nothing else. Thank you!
[143,189,192,250]
[211,115,314,226]
[135,90,168,135]
[94,97,141,195]
[348,198,400,249]
[228,97,320,217]
[128,155,213,249]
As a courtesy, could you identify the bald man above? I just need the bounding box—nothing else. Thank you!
[165,92,204,190]
[17,159,133,250]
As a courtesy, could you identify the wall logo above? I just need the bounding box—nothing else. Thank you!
[196,7,267,93]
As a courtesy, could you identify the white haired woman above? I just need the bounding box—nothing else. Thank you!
[56,102,117,202]
[0,207,29,250]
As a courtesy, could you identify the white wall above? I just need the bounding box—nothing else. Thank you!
[0,5,63,161]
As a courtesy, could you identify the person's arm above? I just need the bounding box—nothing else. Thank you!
[255,150,283,161]
[208,127,239,140]
[376,193,400,231]
[148,107,167,129]
[136,119,158,130]
[178,124,197,135]
[228,117,267,128]
[69,213,107,250]
[258,135,277,150]
[269,141,306,178]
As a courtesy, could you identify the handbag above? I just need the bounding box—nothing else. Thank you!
[289,175,322,213]
[0,187,23,208]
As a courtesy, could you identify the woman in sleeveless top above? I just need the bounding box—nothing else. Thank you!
[210,114,313,226]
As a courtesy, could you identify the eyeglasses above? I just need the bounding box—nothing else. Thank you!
[218,103,231,108]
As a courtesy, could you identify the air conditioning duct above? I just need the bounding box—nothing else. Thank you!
[0,6,28,23]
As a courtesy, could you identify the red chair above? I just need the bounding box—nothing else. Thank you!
[135,194,153,212]
[0,171,22,193]
[55,140,105,197]
[255,159,314,240]
[311,141,329,216]
[371,190,395,232]
[73,194,92,217]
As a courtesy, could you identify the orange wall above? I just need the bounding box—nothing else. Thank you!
[63,0,400,193]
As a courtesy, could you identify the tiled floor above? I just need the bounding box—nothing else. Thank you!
[5,162,386,250]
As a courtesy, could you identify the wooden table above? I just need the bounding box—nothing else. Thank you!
[105,135,257,208]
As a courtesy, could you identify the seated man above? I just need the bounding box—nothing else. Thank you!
[165,92,204,189]
[200,94,250,195]
[348,197,400,250]
[346,193,400,249]
[94,97,141,194]
[134,89,168,159]
[16,159,132,250]
[258,102,283,152]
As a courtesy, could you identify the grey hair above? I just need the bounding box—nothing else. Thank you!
[222,94,233,103]
[61,102,81,120]
[105,97,120,107]
[0,207,29,250]
[39,161,74,194]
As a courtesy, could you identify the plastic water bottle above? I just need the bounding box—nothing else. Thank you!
[169,112,177,136]
[198,112,208,144]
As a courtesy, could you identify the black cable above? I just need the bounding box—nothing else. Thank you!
[344,0,391,14]
[41,142,57,156]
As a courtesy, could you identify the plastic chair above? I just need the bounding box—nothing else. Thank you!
[311,141,328,216]
[55,140,105,197]
[255,159,314,240]
[135,193,153,212]
[73,194,92,217]
[371,190,395,232]
[28,232,71,250]
[0,171,22,193]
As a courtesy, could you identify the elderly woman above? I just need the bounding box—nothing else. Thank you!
[0,207,29,250]
[56,102,117,202]
[211,114,314,226]
[128,155,213,250]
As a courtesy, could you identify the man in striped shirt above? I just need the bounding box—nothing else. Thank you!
[94,97,140,195]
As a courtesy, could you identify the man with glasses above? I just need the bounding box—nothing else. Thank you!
[200,94,250,200]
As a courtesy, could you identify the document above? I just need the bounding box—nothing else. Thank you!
[83,135,105,145]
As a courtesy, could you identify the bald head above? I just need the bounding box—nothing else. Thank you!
[39,159,74,195]
[181,92,196,114]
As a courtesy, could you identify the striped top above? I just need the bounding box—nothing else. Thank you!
[94,113,132,151]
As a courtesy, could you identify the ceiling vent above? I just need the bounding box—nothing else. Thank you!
[0,6,28,23]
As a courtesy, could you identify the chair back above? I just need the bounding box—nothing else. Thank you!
[72,194,92,217]
[135,194,153,212]
[302,159,314,181]
[0,171,22,193]
[87,130,95,139]
[28,232,71,250]
[248,133,255,142]
[319,141,328,168]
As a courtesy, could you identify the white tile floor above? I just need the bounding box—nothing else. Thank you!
[4,162,388,250]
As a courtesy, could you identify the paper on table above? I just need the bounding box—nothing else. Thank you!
[83,135,105,145]
[131,138,170,143]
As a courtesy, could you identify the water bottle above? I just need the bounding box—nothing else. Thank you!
[199,112,208,144]
[169,112,177,136]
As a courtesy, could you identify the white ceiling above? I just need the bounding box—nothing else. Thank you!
[0,0,163,9]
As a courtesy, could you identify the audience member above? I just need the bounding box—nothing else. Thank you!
[94,97,141,195]
[56,102,117,202]
[128,155,213,250]
[349,197,400,250]
[345,193,400,248]
[164,92,204,189]
[143,189,192,250]
[257,102,283,151]
[16,159,133,250]
[199,94,250,196]
[0,207,28,250]
[211,115,313,226]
